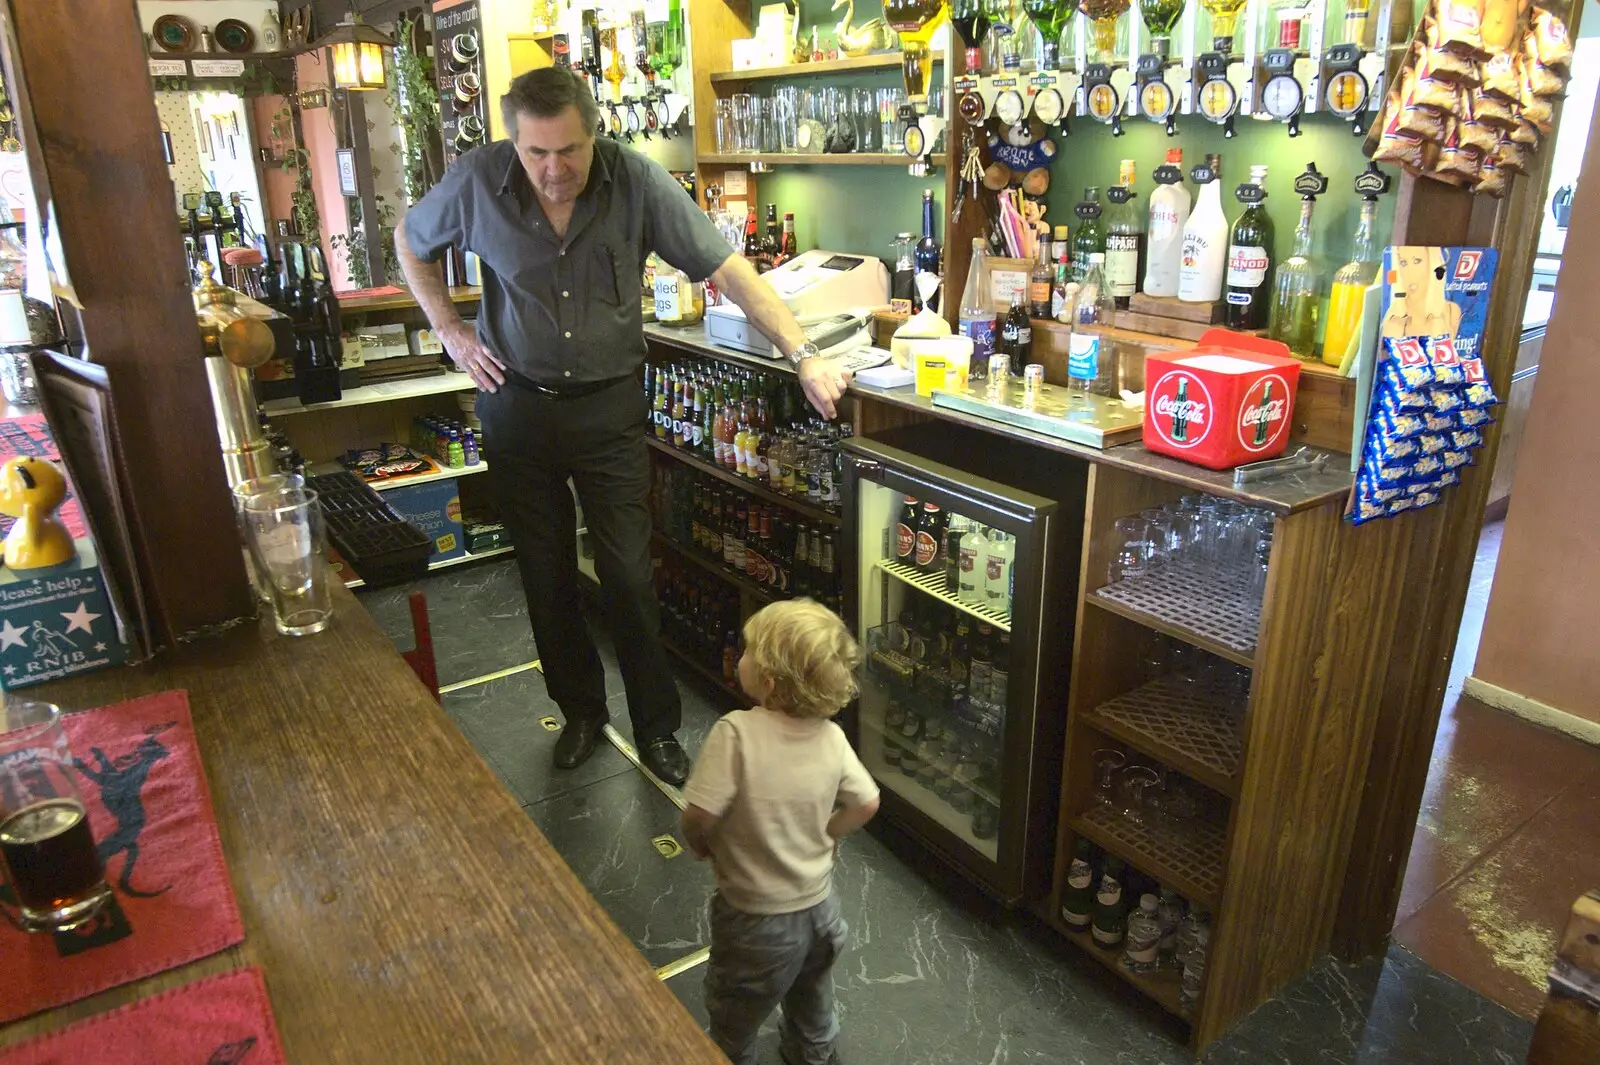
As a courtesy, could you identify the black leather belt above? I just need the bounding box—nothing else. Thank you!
[505,370,632,399]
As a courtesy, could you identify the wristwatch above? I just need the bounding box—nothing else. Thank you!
[787,341,823,369]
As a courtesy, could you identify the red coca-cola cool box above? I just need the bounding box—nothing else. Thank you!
[1142,330,1302,471]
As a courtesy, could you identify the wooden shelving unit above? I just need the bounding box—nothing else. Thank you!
[644,435,842,526]
[1080,676,1244,798]
[660,633,746,703]
[697,152,946,168]
[708,51,943,82]
[1046,916,1188,1020]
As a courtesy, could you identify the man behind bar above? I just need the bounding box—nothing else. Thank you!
[396,68,848,785]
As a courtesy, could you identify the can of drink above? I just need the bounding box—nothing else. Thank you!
[986,355,1010,398]
[1023,363,1045,405]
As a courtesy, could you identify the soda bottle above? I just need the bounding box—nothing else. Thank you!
[894,496,919,564]
[959,237,998,373]
[999,290,1033,377]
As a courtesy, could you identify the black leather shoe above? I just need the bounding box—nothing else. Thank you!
[641,736,690,786]
[552,716,607,770]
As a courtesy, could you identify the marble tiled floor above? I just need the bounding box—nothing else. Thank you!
[1392,520,1600,1019]
[359,558,1539,1062]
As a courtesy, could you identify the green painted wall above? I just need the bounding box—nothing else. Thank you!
[1034,112,1400,274]
[758,169,946,260]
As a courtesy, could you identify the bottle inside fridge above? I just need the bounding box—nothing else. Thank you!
[843,430,1089,899]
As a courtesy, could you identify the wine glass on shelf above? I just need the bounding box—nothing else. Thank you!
[1119,764,1163,827]
[1091,749,1126,814]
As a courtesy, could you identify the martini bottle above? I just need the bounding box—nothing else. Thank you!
[1023,0,1073,69]
[985,0,1021,72]
[1224,164,1273,330]
[1072,187,1106,283]
[1104,159,1144,309]
[1202,0,1248,53]
[1141,0,1186,58]
[952,0,994,72]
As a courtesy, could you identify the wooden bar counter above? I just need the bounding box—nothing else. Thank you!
[0,582,725,1064]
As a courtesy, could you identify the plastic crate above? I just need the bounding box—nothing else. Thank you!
[307,472,431,588]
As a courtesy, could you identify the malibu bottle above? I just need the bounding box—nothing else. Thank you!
[1224,164,1273,330]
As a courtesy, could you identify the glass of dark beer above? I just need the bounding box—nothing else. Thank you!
[0,701,112,932]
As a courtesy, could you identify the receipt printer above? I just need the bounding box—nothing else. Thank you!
[705,250,890,358]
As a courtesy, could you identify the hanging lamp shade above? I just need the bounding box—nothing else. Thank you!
[313,16,395,91]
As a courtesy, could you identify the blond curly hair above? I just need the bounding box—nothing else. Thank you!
[742,598,861,719]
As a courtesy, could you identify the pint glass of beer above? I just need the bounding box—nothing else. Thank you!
[0,701,112,932]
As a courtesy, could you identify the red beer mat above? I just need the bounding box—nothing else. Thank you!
[0,691,244,1024]
[0,967,286,1065]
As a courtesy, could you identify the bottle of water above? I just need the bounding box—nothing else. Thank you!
[1123,894,1162,974]
[1068,253,1116,402]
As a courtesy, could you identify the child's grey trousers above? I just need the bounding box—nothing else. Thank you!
[704,889,848,1065]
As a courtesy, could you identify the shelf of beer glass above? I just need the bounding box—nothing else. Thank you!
[651,530,780,605]
[645,436,842,527]
[858,714,1000,862]
[660,632,747,703]
[1050,918,1188,1020]
[1081,675,1244,798]
[707,51,944,82]
[696,153,948,168]
[1090,566,1260,668]
[874,558,1012,633]
[1071,798,1226,914]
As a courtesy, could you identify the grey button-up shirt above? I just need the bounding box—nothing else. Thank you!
[403,137,733,383]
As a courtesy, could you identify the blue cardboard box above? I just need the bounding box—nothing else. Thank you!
[383,479,466,564]
[0,538,127,691]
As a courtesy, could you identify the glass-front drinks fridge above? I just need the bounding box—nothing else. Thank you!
[841,433,1087,902]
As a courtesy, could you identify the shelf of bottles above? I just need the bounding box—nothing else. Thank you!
[656,550,748,697]
[1054,838,1210,1019]
[945,0,1402,129]
[644,356,847,527]
[649,462,844,612]
[858,611,1010,860]
[1089,492,1275,665]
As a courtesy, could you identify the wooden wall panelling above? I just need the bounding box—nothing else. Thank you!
[9,0,253,641]
[1330,0,1582,957]
[1196,500,1400,1048]
[940,47,984,331]
[690,0,756,212]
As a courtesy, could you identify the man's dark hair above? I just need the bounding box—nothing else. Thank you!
[500,68,601,141]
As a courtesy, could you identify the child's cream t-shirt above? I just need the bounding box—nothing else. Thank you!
[684,707,879,915]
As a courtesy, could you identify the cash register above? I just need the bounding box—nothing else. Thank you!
[705,250,891,367]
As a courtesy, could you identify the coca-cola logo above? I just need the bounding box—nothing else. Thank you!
[1235,373,1292,453]
[1147,369,1215,450]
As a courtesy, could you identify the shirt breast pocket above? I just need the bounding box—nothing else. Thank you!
[590,246,625,306]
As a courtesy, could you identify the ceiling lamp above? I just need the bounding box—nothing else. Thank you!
[313,14,394,92]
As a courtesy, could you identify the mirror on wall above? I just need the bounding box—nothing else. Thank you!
[154,89,267,283]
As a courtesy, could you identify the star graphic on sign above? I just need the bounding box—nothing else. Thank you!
[2,664,13,676]
[94,642,107,652]
[0,620,25,651]
[61,601,102,636]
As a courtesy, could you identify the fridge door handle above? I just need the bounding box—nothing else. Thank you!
[851,457,882,475]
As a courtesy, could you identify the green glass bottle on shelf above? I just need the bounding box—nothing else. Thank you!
[1060,838,1097,930]
[1073,187,1106,283]
[1023,0,1074,69]
[1140,0,1185,58]
[1091,855,1128,947]
[1268,163,1328,360]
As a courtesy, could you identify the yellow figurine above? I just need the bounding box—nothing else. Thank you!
[0,456,76,570]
